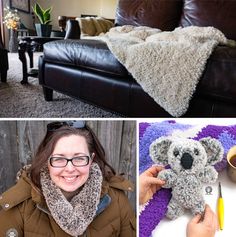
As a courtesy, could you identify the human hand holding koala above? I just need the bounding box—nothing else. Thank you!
[149,137,223,220]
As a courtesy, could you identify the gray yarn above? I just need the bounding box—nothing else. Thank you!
[40,162,103,236]
[149,136,224,219]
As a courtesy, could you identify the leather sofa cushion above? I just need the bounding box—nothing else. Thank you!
[43,40,236,103]
[180,0,236,40]
[115,0,183,31]
[43,39,129,77]
[199,45,236,101]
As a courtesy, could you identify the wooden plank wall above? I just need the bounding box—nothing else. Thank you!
[0,120,136,209]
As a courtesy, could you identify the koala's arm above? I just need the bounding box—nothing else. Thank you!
[198,166,218,183]
[157,169,177,188]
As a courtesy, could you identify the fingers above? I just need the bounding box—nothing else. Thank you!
[146,165,164,176]
[190,213,202,224]
[203,204,214,225]
[203,204,219,231]
[140,166,166,188]
[145,176,165,185]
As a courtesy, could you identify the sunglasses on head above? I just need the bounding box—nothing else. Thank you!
[47,120,86,132]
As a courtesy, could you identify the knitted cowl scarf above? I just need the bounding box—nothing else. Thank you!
[40,162,103,237]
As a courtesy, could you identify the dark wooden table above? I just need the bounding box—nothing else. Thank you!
[18,36,63,84]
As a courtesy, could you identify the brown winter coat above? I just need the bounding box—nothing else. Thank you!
[0,171,136,237]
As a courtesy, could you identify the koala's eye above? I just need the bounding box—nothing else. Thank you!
[173,149,179,157]
[194,148,199,155]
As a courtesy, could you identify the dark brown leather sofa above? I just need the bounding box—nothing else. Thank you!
[0,27,8,82]
[38,0,236,117]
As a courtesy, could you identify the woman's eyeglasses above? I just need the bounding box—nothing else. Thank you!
[49,156,90,168]
[47,120,86,132]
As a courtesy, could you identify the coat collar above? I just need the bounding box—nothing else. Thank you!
[0,170,134,213]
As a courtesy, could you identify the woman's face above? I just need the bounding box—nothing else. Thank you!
[48,134,92,192]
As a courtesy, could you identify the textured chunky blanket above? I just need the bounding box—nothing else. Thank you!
[102,26,227,117]
[139,120,236,237]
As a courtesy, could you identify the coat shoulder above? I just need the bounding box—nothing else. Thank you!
[0,172,32,211]
[108,175,134,192]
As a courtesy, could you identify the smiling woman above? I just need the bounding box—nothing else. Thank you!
[46,135,94,195]
[0,120,136,237]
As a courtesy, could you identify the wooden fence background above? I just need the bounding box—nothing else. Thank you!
[0,120,136,209]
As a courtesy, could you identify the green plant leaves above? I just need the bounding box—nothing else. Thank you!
[43,8,52,25]
[32,3,52,25]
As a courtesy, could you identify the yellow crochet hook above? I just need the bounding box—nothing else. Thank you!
[217,182,224,230]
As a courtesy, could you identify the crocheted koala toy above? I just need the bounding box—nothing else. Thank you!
[149,136,224,220]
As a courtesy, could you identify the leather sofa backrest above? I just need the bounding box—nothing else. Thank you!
[180,0,236,40]
[115,0,183,31]
[115,0,236,40]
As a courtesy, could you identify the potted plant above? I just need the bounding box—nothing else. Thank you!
[32,3,52,37]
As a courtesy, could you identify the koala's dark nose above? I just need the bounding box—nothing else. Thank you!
[181,153,193,169]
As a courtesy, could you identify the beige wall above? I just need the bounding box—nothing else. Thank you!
[2,0,118,46]
[100,0,117,19]
[36,0,99,30]
[37,0,117,30]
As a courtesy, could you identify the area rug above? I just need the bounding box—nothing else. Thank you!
[139,120,236,237]
[0,53,119,118]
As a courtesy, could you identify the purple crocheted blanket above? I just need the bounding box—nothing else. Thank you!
[139,120,236,237]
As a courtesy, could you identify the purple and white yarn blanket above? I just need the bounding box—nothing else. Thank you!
[139,120,236,237]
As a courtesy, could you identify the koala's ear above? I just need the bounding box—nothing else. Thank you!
[149,137,172,166]
[200,137,224,165]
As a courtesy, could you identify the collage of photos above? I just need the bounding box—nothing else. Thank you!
[1,0,236,237]
[0,119,236,237]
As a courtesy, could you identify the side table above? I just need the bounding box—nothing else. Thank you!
[18,36,63,84]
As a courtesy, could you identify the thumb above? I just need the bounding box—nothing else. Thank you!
[190,214,202,224]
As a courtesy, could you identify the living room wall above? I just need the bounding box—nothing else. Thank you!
[2,0,37,47]
[101,0,117,18]
[3,0,36,29]
[2,0,117,48]
[37,0,117,30]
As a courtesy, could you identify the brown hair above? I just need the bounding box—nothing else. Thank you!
[30,124,116,189]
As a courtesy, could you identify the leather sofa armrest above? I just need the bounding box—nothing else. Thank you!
[64,20,81,40]
[58,15,76,32]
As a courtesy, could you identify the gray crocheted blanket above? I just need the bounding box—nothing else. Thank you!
[101,26,227,117]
